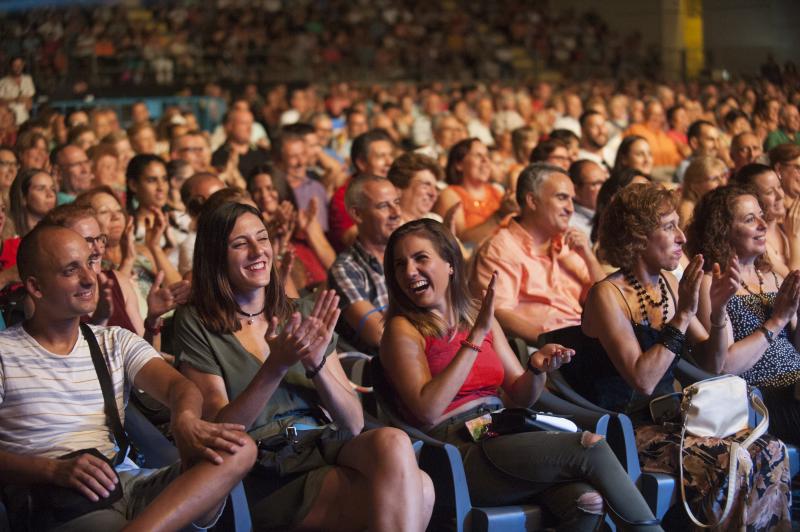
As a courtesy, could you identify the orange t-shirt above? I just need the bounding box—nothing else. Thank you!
[449,184,503,229]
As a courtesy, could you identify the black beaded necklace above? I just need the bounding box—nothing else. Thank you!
[623,270,669,328]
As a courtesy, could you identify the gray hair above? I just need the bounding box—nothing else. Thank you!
[344,174,391,211]
[516,162,565,207]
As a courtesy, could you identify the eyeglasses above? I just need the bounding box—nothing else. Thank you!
[85,234,108,247]
[0,160,18,169]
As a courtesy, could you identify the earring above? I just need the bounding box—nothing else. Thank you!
[449,266,454,275]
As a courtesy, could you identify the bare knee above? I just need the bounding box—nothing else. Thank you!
[421,471,435,511]
[366,428,416,467]
[222,434,257,475]
[576,491,604,515]
[580,431,604,448]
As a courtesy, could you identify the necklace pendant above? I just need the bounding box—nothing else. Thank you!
[247,318,253,325]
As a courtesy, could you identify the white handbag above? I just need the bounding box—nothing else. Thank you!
[677,375,769,528]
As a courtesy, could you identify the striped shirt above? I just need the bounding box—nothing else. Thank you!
[0,323,158,460]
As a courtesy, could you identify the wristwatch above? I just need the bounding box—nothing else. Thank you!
[757,326,775,345]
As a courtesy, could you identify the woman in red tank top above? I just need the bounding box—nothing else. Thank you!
[381,219,662,531]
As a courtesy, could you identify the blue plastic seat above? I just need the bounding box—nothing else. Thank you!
[369,356,616,531]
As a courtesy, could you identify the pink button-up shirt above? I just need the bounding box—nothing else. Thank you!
[470,219,591,339]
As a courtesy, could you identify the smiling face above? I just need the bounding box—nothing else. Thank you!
[392,233,452,317]
[528,172,575,237]
[401,169,439,219]
[624,139,654,176]
[730,194,767,261]
[250,172,280,215]
[352,179,402,246]
[66,216,105,274]
[89,192,126,245]
[363,139,395,178]
[752,170,785,222]
[28,229,98,319]
[226,212,273,294]
[457,140,492,184]
[641,210,685,272]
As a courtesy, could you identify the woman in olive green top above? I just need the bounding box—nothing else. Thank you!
[174,201,433,531]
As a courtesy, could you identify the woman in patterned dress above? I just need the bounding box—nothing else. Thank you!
[688,184,800,446]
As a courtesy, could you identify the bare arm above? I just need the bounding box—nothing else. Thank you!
[583,272,696,396]
[494,308,542,345]
[342,300,385,349]
[698,268,800,375]
[564,227,606,283]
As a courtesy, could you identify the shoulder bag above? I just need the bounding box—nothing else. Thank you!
[28,324,129,527]
[652,374,769,528]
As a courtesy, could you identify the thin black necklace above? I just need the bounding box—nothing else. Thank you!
[237,306,265,325]
[623,270,669,328]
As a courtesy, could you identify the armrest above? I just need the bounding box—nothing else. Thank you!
[673,359,715,387]
[546,370,616,414]
[125,403,179,469]
[419,442,473,532]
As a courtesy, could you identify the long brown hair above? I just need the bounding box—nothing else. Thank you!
[192,201,290,334]
[384,219,476,338]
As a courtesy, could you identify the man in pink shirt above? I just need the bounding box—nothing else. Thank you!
[470,163,606,344]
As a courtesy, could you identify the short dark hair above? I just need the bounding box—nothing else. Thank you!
[530,138,567,163]
[579,110,602,129]
[687,120,714,142]
[731,163,773,187]
[282,122,315,137]
[567,159,596,187]
[350,128,393,168]
[549,129,579,145]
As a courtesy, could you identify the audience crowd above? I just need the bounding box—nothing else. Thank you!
[3,4,800,529]
[1,1,658,91]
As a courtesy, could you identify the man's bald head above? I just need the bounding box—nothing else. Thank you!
[18,224,84,283]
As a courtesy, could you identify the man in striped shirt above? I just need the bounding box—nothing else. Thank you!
[0,225,256,530]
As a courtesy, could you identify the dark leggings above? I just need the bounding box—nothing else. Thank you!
[430,405,662,532]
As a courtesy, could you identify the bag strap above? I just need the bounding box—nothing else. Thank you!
[678,389,769,528]
[79,323,130,466]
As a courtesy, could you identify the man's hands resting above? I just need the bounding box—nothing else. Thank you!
[171,412,250,466]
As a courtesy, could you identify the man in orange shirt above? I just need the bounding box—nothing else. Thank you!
[470,163,606,344]
[625,100,682,177]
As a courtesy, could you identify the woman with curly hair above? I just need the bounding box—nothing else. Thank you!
[573,183,790,528]
[687,184,800,445]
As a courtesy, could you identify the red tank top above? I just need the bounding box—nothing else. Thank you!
[425,329,505,413]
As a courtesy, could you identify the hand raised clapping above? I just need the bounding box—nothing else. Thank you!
[265,289,341,373]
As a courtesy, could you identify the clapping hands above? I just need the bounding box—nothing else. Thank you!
[265,289,341,373]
